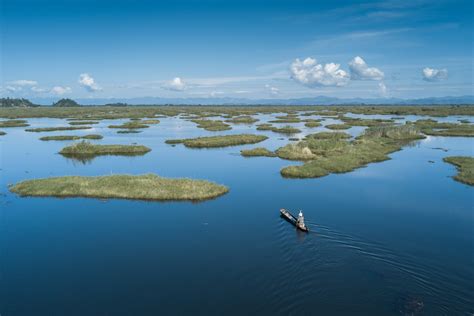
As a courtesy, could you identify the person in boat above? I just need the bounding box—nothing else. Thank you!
[296,210,306,230]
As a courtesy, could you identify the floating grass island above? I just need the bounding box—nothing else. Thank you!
[117,130,142,134]
[225,116,259,124]
[0,119,29,128]
[443,156,474,186]
[325,124,350,130]
[26,126,92,132]
[0,131,5,136]
[9,174,229,201]
[304,121,322,128]
[59,141,151,158]
[69,121,99,125]
[166,134,268,148]
[414,119,474,137]
[190,119,231,131]
[108,121,150,129]
[40,134,103,141]
[279,125,425,178]
[241,147,276,157]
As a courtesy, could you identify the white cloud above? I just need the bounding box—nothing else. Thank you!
[5,86,21,92]
[31,86,48,93]
[9,80,38,86]
[162,77,186,91]
[422,67,448,82]
[349,56,384,80]
[78,73,102,92]
[378,82,388,97]
[290,57,350,87]
[51,86,72,95]
[265,84,279,95]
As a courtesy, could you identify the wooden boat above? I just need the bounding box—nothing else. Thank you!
[280,209,309,232]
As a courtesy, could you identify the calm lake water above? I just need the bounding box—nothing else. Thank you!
[0,113,473,315]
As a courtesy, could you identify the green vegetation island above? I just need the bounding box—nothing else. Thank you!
[40,134,103,141]
[9,174,229,201]
[59,141,151,158]
[241,147,276,157]
[166,134,268,148]
[278,125,425,178]
[0,119,29,128]
[443,156,474,186]
[26,126,92,132]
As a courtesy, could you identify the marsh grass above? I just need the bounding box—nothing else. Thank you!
[226,116,259,124]
[279,125,424,178]
[413,119,474,137]
[9,174,229,201]
[68,121,99,125]
[339,116,394,127]
[0,131,5,136]
[269,125,301,134]
[40,134,103,141]
[108,121,149,129]
[0,119,29,128]
[59,141,151,158]
[325,124,350,130]
[190,119,231,131]
[443,156,474,186]
[304,121,322,128]
[240,147,276,157]
[167,134,268,148]
[117,130,142,134]
[305,132,351,140]
[26,126,92,132]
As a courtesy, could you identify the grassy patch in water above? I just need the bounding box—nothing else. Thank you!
[269,125,301,134]
[279,125,424,178]
[40,134,103,141]
[26,126,92,132]
[190,119,231,131]
[117,130,142,134]
[59,141,151,158]
[9,174,229,201]
[413,119,474,137]
[225,116,259,124]
[304,120,322,128]
[108,121,149,129]
[0,131,6,136]
[339,116,394,127]
[0,119,29,128]
[167,134,268,148]
[443,156,474,186]
[241,147,276,157]
[269,117,301,123]
[69,121,99,125]
[325,123,350,130]
[305,131,352,140]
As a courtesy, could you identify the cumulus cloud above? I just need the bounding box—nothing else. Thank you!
[290,57,350,87]
[9,79,38,86]
[422,67,448,82]
[51,86,72,95]
[349,56,384,80]
[265,84,279,95]
[78,73,102,92]
[5,86,21,93]
[162,77,186,91]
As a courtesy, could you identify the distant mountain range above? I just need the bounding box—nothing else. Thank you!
[24,95,474,106]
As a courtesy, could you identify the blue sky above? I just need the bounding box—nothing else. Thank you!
[1,0,472,100]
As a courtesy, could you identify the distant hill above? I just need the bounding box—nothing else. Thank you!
[29,95,474,106]
[0,98,39,108]
[52,98,81,107]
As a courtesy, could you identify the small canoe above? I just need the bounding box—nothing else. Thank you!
[280,209,309,232]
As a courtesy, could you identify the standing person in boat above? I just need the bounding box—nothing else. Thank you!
[296,210,306,230]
